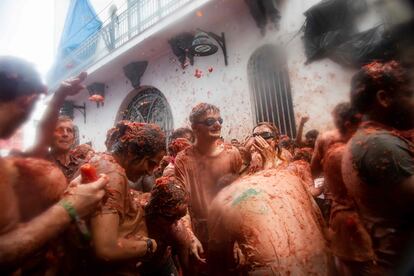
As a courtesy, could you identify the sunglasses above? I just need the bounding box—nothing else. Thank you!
[253,132,276,140]
[196,117,223,126]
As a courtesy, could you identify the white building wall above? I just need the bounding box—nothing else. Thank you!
[72,0,388,151]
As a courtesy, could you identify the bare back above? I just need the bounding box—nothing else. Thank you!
[209,169,330,275]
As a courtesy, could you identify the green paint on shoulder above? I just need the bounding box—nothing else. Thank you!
[232,188,260,206]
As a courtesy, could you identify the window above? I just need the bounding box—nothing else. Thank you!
[123,87,173,137]
[248,44,296,137]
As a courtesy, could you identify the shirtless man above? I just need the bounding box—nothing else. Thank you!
[208,134,331,275]
[310,104,360,222]
[0,56,108,273]
[311,102,361,177]
[342,61,414,274]
[312,103,376,274]
[174,103,242,271]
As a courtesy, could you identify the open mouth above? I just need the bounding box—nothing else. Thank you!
[210,126,221,132]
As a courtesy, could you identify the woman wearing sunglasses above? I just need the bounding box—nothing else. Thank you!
[245,122,292,173]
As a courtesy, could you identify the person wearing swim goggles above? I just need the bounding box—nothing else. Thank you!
[173,103,243,274]
[195,117,223,127]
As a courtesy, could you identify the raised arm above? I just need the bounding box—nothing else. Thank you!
[27,72,87,157]
[310,134,325,178]
[296,116,309,147]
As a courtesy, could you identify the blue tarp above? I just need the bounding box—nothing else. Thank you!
[58,0,102,58]
[49,0,102,84]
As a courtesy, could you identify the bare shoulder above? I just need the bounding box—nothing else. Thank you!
[89,153,124,174]
[315,130,340,152]
[322,130,341,143]
[11,157,67,201]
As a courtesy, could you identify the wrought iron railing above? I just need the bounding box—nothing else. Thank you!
[51,0,192,87]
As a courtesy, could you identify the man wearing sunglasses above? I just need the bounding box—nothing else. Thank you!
[174,103,242,274]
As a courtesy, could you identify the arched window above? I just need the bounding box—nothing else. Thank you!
[122,87,173,137]
[248,45,296,137]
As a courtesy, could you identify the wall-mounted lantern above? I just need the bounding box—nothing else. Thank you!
[123,61,148,89]
[169,32,195,69]
[60,100,86,123]
[190,30,228,66]
[87,82,105,108]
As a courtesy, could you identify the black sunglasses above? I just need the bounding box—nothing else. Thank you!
[253,132,276,140]
[196,117,223,126]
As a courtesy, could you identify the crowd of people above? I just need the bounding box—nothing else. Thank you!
[0,55,413,276]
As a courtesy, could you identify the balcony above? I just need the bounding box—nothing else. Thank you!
[50,0,196,88]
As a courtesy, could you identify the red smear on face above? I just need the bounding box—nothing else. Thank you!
[194,69,202,78]
[88,94,105,103]
[80,163,98,183]
[208,67,213,73]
